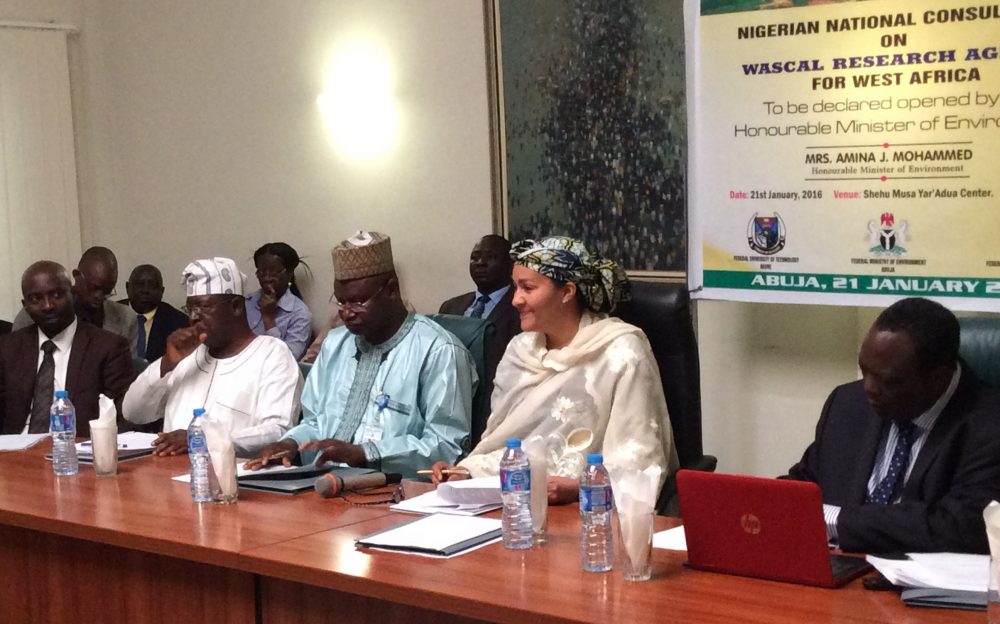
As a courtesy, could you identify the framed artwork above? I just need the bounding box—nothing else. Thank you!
[487,0,688,276]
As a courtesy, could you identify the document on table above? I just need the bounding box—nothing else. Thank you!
[866,552,989,592]
[653,525,687,551]
[173,462,301,483]
[76,432,159,461]
[391,488,501,516]
[356,513,502,557]
[436,476,502,504]
[0,434,48,452]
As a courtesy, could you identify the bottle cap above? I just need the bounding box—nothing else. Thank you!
[193,408,206,416]
[505,438,521,449]
[587,453,603,464]
[54,390,69,399]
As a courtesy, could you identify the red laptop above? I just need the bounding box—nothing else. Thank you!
[676,470,871,588]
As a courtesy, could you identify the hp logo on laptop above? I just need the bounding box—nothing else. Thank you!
[740,513,762,535]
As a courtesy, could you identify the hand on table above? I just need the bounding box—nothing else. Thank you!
[547,476,579,505]
[243,439,298,470]
[300,438,366,467]
[152,430,188,456]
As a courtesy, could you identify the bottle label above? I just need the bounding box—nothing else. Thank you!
[188,432,207,454]
[580,485,612,513]
[49,412,74,432]
[501,468,530,492]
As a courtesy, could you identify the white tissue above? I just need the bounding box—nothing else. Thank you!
[89,394,118,474]
[202,414,237,501]
[986,501,1000,560]
[609,464,662,568]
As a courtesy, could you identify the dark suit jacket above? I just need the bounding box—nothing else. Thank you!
[439,285,520,359]
[0,320,10,336]
[133,301,189,362]
[787,370,1000,554]
[0,322,135,437]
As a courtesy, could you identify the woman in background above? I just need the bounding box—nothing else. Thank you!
[246,242,312,360]
[432,236,677,504]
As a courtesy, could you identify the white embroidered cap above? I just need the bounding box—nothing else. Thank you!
[182,257,246,296]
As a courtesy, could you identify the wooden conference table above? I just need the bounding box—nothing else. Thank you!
[0,444,979,624]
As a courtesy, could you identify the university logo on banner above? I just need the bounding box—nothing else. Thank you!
[747,212,786,255]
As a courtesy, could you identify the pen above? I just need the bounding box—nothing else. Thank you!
[416,468,471,476]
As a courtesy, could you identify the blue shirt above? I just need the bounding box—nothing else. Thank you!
[282,314,477,477]
[246,289,313,361]
[463,285,511,320]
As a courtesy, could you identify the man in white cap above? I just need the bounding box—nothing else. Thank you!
[123,257,303,456]
[247,232,476,478]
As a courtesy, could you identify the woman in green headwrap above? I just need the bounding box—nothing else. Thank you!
[432,237,678,504]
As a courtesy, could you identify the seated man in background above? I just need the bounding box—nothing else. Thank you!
[786,297,1000,554]
[122,264,189,362]
[14,246,138,355]
[0,261,133,436]
[248,231,476,477]
[439,234,520,357]
[123,257,302,456]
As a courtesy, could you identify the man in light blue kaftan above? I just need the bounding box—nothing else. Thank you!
[247,231,476,477]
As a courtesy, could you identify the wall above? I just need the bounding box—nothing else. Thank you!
[71,0,494,316]
[0,0,916,477]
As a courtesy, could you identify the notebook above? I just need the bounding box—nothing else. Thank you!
[356,513,502,557]
[236,464,374,495]
[677,470,871,588]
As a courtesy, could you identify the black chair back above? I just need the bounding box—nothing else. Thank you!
[959,317,1000,388]
[615,281,714,472]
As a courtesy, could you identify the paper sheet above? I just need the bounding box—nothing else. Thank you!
[77,431,158,453]
[653,526,688,551]
[173,462,299,483]
[866,552,989,592]
[436,476,502,505]
[391,489,501,516]
[0,434,48,452]
[356,513,502,556]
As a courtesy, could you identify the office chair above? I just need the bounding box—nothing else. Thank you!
[958,317,1000,388]
[615,280,716,513]
[427,314,498,453]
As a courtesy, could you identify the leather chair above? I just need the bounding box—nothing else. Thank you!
[958,317,1000,388]
[615,280,716,513]
[427,314,498,454]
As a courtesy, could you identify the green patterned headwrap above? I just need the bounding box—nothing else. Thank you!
[510,236,630,313]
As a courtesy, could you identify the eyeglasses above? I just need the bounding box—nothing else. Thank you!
[183,298,230,316]
[255,267,289,279]
[330,281,388,313]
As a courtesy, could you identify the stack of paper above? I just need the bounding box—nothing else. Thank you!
[76,431,159,462]
[391,476,502,516]
[867,552,989,610]
[0,434,48,452]
[356,513,502,557]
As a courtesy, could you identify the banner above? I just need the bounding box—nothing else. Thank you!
[686,0,1000,310]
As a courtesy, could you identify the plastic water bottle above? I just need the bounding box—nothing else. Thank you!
[188,408,212,503]
[499,438,532,550]
[580,453,614,572]
[49,390,78,476]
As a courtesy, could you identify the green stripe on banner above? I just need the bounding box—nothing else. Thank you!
[703,270,1000,298]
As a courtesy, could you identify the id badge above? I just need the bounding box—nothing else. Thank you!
[363,418,384,443]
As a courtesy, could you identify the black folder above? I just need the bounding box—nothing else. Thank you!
[237,464,374,495]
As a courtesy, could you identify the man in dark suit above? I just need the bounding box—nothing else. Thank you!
[0,261,134,437]
[121,264,189,362]
[439,235,520,357]
[787,297,1000,554]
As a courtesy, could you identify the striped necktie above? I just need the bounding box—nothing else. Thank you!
[468,294,490,319]
[29,341,57,433]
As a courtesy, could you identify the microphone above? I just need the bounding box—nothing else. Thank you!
[314,471,402,498]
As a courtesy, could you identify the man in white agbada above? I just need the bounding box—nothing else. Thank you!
[123,257,303,456]
[433,237,678,504]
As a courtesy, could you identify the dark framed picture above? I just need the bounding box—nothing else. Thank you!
[487,0,687,277]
